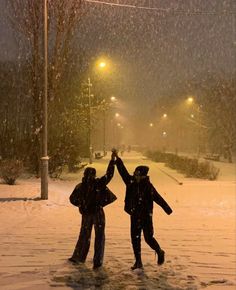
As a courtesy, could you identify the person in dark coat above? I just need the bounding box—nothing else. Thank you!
[69,153,116,269]
[113,151,173,270]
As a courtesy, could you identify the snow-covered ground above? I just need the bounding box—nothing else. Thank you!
[0,151,235,290]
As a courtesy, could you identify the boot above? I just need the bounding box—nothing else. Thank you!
[68,257,85,264]
[93,262,102,270]
[157,249,165,265]
[131,260,143,270]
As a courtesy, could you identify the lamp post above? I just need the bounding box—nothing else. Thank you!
[102,98,117,155]
[186,96,204,156]
[88,77,93,164]
[87,61,107,163]
[97,61,108,156]
[113,112,121,147]
[41,0,49,200]
[104,96,116,150]
[102,105,107,156]
[87,59,113,158]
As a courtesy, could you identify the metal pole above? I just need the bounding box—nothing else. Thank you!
[103,109,106,156]
[41,0,49,200]
[197,105,201,157]
[88,77,93,164]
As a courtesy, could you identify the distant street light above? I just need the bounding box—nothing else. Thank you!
[110,96,116,102]
[163,113,167,118]
[99,62,106,68]
[96,59,108,71]
[41,0,49,200]
[109,107,122,147]
[149,123,154,127]
[187,96,194,104]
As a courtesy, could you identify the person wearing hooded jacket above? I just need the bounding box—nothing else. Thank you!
[113,151,173,270]
[69,153,116,269]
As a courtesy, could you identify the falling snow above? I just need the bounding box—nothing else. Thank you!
[0,0,235,289]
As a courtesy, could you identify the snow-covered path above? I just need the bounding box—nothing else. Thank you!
[0,152,235,289]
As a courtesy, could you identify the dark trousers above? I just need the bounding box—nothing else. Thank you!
[131,214,161,262]
[71,209,105,266]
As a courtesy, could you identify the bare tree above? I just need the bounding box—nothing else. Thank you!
[6,0,84,173]
[201,78,236,162]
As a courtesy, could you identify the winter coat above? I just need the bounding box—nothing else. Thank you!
[69,160,117,214]
[116,157,172,216]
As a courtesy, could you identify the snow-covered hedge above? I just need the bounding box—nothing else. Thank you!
[146,151,220,180]
[0,159,23,185]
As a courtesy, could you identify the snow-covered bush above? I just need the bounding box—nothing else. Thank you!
[146,151,220,180]
[196,161,220,180]
[146,150,166,162]
[185,158,199,177]
[0,159,23,185]
[208,164,220,180]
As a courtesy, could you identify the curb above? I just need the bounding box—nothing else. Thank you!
[157,167,183,185]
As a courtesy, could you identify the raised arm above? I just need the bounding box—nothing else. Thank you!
[151,185,172,215]
[115,157,132,185]
[98,158,115,187]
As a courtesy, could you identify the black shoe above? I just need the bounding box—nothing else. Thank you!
[131,261,143,270]
[68,257,77,264]
[68,257,84,264]
[157,249,165,265]
[93,263,102,270]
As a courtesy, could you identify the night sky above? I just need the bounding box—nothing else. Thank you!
[75,0,235,133]
[0,0,235,142]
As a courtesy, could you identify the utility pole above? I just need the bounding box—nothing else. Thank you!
[41,0,49,199]
[103,108,106,156]
[88,77,93,164]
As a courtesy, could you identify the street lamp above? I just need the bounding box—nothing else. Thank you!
[99,62,106,69]
[101,107,106,156]
[41,0,49,200]
[187,96,194,104]
[185,96,206,156]
[87,60,109,163]
[103,96,116,153]
[96,59,108,71]
[116,122,124,145]
[89,59,117,155]
[87,77,93,164]
[97,61,112,156]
